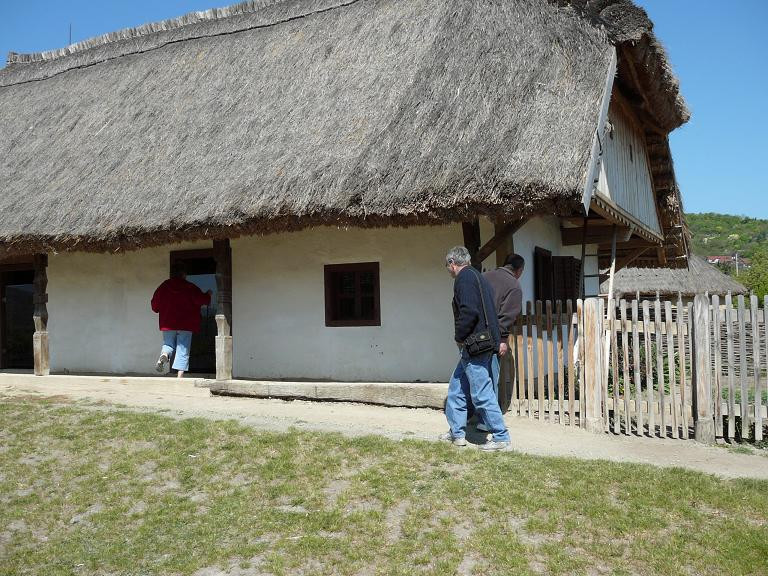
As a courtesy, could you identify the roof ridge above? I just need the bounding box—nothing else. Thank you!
[6,1,287,66]
[0,0,356,87]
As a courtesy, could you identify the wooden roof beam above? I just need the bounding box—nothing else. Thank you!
[475,217,526,263]
[561,225,631,246]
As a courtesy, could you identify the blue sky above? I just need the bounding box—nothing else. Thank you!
[634,0,768,218]
[1,0,766,218]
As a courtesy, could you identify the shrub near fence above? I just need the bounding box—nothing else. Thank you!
[503,295,767,443]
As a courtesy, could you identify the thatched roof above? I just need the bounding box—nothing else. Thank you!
[0,0,689,255]
[603,255,749,299]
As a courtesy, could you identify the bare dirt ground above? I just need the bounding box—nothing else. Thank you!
[2,374,767,480]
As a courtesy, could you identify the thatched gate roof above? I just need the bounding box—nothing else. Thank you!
[603,255,749,299]
[0,0,688,255]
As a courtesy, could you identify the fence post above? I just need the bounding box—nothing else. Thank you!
[583,297,604,433]
[33,253,50,376]
[692,294,715,444]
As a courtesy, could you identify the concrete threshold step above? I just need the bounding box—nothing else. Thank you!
[210,380,447,410]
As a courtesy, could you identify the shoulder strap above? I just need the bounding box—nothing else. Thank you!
[470,268,490,329]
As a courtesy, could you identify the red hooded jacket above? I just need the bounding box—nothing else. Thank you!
[151,277,211,333]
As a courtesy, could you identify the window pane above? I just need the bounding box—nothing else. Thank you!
[324,263,380,326]
[360,296,375,319]
[359,271,375,294]
[338,272,356,296]
[338,297,356,319]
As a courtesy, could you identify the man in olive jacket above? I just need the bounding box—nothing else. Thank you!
[483,253,525,355]
[485,253,524,376]
[440,246,510,451]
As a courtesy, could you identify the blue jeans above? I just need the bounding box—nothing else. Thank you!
[161,330,193,371]
[472,354,500,427]
[445,349,510,442]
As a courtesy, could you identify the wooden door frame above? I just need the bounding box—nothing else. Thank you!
[168,249,218,375]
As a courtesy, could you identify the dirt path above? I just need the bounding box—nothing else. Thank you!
[2,374,767,480]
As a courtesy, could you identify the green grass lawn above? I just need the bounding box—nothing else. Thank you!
[1,398,767,576]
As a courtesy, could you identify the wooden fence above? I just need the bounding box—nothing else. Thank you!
[504,299,585,427]
[504,295,767,443]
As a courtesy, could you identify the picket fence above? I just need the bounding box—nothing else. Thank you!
[502,295,768,443]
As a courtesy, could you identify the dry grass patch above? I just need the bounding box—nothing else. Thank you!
[1,397,767,575]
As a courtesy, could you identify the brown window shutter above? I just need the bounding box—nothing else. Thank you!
[552,256,582,302]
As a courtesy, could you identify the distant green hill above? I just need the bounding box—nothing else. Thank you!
[686,213,768,259]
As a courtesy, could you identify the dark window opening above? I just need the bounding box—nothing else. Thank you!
[534,247,581,303]
[169,250,217,374]
[533,247,553,302]
[324,262,380,327]
[1,268,35,369]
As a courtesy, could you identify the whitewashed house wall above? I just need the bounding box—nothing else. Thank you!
[48,240,212,374]
[482,216,599,303]
[45,217,591,381]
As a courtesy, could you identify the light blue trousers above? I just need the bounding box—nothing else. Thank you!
[445,349,510,442]
[161,330,193,371]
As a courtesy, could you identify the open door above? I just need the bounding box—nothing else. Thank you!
[169,250,217,375]
[1,268,35,369]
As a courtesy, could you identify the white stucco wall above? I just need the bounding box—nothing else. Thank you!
[504,216,599,302]
[48,240,212,374]
[44,216,594,380]
[231,225,462,382]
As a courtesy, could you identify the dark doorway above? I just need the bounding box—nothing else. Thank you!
[1,268,35,369]
[169,250,217,374]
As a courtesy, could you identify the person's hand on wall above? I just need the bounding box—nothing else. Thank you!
[499,342,508,357]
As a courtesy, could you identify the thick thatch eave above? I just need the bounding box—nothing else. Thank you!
[0,0,687,256]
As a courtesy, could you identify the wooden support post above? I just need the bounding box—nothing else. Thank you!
[462,220,482,271]
[213,239,233,381]
[599,226,617,428]
[583,297,604,433]
[692,294,715,444]
[607,225,618,299]
[579,217,588,298]
[494,217,515,268]
[32,254,49,376]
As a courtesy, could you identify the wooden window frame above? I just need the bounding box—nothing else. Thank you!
[324,262,381,327]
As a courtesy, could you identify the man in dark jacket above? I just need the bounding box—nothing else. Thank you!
[151,262,212,378]
[439,246,510,451]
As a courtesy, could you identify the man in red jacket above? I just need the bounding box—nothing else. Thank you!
[151,262,212,378]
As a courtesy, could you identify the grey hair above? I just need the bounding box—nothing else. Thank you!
[446,246,471,266]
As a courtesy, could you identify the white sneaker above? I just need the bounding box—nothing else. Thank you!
[479,440,510,452]
[438,432,467,447]
[155,353,170,374]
